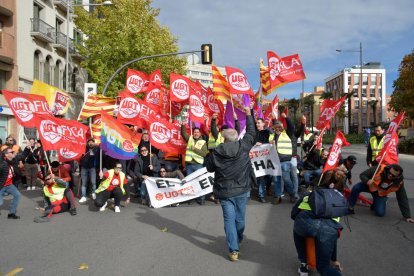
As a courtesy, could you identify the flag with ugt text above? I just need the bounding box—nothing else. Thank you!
[267,51,306,89]
[375,112,405,165]
[125,68,148,94]
[33,113,89,156]
[322,131,350,173]
[148,114,187,154]
[316,96,347,130]
[189,81,205,124]
[2,90,53,128]
[170,73,192,102]
[225,66,254,96]
[101,112,139,160]
[117,91,160,128]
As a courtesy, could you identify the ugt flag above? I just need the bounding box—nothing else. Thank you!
[316,96,346,130]
[225,66,254,96]
[322,131,350,173]
[101,112,140,160]
[2,90,52,128]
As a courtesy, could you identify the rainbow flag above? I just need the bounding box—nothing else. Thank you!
[100,112,139,160]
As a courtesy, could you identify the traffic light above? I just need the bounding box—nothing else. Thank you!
[201,44,213,64]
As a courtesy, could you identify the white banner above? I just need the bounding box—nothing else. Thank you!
[249,143,281,177]
[145,168,214,208]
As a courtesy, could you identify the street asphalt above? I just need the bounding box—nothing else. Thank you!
[1,144,413,276]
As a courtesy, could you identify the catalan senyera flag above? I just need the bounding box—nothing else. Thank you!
[260,60,272,96]
[212,64,231,101]
[78,94,116,121]
[101,112,139,160]
[91,115,102,145]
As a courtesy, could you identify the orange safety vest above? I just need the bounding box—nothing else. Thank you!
[368,165,403,196]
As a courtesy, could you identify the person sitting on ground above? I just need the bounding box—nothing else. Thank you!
[302,148,329,188]
[338,155,357,186]
[302,132,319,156]
[348,164,413,222]
[50,161,71,183]
[95,162,130,213]
[34,172,77,223]
[319,165,348,193]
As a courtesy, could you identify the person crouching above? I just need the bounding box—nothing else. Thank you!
[94,162,129,213]
[34,172,77,223]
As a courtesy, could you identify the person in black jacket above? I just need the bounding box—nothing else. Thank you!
[205,106,256,262]
[0,147,22,219]
[22,137,41,190]
[79,138,100,203]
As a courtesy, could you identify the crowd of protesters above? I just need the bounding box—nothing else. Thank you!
[1,105,413,276]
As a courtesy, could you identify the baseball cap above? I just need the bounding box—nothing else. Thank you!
[347,155,357,164]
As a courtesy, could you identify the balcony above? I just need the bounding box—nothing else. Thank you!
[71,41,86,60]
[52,31,68,52]
[30,18,55,43]
[54,0,72,12]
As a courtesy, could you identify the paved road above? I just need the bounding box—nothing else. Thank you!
[1,145,413,276]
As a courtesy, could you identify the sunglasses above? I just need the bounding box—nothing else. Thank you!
[388,172,399,178]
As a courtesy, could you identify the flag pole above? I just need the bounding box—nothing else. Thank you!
[230,96,235,115]
[317,172,324,187]
[371,151,387,180]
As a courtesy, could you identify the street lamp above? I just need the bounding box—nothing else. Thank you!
[336,42,363,134]
[65,0,113,93]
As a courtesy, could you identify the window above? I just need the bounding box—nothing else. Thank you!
[354,99,359,109]
[354,75,359,85]
[33,3,41,19]
[370,88,375,97]
[34,51,40,80]
[348,76,351,85]
[362,100,367,107]
[44,56,51,84]
[71,68,79,92]
[362,74,368,85]
[0,70,6,89]
[371,74,376,85]
[54,60,61,88]
[362,88,367,97]
[73,29,82,44]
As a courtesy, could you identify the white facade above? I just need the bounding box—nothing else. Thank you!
[16,0,87,120]
[185,55,225,87]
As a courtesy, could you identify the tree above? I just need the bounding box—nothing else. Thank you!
[303,96,315,130]
[75,0,187,96]
[320,91,333,100]
[389,49,414,119]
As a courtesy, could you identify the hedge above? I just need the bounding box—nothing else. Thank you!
[398,138,414,154]
[322,133,364,144]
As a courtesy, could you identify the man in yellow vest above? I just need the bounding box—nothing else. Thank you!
[366,124,385,167]
[181,122,209,204]
[34,172,77,223]
[95,162,129,213]
[348,164,413,222]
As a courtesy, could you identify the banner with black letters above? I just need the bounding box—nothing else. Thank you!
[250,143,281,177]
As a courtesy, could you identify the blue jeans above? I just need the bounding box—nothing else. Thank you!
[81,168,96,197]
[304,169,322,185]
[185,162,203,176]
[220,191,250,252]
[290,164,299,198]
[0,184,21,214]
[348,182,388,217]
[273,161,295,197]
[293,211,342,276]
[140,180,148,199]
[257,175,271,199]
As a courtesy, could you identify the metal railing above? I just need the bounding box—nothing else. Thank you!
[31,18,55,41]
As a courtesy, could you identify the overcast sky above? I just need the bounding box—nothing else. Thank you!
[151,0,414,99]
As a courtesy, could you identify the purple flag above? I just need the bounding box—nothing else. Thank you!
[224,101,246,132]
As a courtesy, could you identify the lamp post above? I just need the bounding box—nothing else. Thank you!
[65,0,113,93]
[336,42,363,134]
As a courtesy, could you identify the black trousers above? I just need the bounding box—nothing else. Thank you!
[94,186,123,208]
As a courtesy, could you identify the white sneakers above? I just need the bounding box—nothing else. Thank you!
[114,206,120,213]
[27,186,31,191]
[79,197,87,203]
[99,202,108,211]
[91,193,96,200]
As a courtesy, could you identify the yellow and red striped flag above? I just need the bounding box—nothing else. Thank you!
[90,115,101,145]
[260,60,272,96]
[212,64,231,101]
[78,94,116,121]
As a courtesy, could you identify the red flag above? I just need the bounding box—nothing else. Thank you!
[263,95,279,127]
[376,132,399,165]
[34,113,89,154]
[375,113,405,165]
[144,86,161,106]
[1,90,52,128]
[267,51,306,89]
[125,68,149,94]
[170,73,192,102]
[188,82,205,124]
[148,69,163,86]
[117,91,160,128]
[148,114,187,154]
[316,96,346,130]
[322,131,350,173]
[315,129,324,150]
[225,66,254,96]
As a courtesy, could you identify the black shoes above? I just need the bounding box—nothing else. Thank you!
[8,213,20,219]
[259,197,267,203]
[348,207,355,215]
[70,208,77,216]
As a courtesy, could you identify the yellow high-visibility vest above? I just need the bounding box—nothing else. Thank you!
[95,169,126,195]
[185,136,206,164]
[369,136,385,161]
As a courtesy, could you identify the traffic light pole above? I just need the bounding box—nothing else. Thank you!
[102,49,206,96]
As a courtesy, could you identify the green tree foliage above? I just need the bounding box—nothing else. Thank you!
[75,0,187,96]
[390,49,414,118]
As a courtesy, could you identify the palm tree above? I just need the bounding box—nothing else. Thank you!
[287,98,300,124]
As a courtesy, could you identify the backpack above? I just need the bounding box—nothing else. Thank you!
[308,188,349,218]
